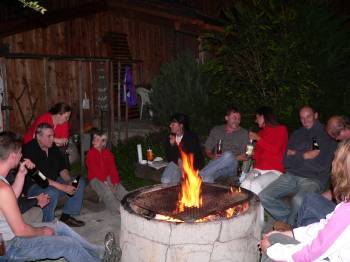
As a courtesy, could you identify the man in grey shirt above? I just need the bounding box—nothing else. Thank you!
[200,106,249,182]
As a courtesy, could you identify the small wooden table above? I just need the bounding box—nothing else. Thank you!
[134,163,166,183]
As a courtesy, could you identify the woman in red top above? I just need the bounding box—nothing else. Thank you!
[241,106,288,195]
[23,102,71,146]
[85,129,127,214]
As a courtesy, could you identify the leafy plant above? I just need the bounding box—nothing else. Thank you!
[202,0,350,128]
[112,131,168,190]
[150,50,216,135]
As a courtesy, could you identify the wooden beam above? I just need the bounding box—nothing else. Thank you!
[0,52,143,64]
[107,1,224,34]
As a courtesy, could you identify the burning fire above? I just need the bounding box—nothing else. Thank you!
[153,149,250,223]
[177,149,203,212]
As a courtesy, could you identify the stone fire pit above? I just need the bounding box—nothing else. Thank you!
[120,184,263,262]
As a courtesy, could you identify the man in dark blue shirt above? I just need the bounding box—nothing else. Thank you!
[259,106,337,226]
[23,123,85,227]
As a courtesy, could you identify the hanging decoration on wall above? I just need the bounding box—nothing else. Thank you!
[17,0,47,14]
[123,65,137,107]
[97,66,109,112]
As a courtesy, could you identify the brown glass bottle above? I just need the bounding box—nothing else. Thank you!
[67,176,80,197]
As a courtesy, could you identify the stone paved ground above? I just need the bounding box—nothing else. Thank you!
[72,200,121,247]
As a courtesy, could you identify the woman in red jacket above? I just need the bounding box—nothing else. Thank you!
[241,106,288,195]
[23,102,71,146]
[85,129,127,214]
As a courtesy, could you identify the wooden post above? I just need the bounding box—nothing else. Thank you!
[0,58,10,129]
[78,61,84,169]
[117,61,121,141]
[109,60,115,147]
[124,65,129,139]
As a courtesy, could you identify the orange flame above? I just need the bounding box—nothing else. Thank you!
[177,149,203,212]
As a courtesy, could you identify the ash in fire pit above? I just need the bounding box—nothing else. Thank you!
[126,183,252,222]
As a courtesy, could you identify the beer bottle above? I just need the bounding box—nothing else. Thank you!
[216,139,223,155]
[67,175,80,197]
[245,139,254,158]
[312,137,320,150]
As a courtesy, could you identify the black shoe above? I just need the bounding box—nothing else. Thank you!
[60,215,85,227]
[103,232,119,262]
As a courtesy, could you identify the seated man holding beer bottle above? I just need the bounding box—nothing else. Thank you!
[259,106,337,227]
[199,105,249,183]
[22,123,86,227]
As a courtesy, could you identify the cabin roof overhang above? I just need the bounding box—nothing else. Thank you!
[0,0,224,38]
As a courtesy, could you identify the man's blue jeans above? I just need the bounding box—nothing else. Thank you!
[258,173,322,226]
[27,177,86,222]
[296,192,335,227]
[199,152,237,183]
[3,221,103,262]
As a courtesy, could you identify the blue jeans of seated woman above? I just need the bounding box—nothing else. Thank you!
[2,221,103,262]
[27,176,86,222]
[297,192,335,227]
[199,151,237,183]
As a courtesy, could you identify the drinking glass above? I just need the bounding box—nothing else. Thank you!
[146,149,154,161]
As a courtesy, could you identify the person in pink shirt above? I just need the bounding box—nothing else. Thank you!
[23,102,71,146]
[260,139,350,262]
[241,106,288,195]
[85,129,127,214]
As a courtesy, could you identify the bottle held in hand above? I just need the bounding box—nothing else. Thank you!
[312,137,320,150]
[27,167,49,188]
[68,175,80,197]
[216,139,223,155]
[245,139,254,157]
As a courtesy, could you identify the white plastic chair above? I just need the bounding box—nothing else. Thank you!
[136,87,152,120]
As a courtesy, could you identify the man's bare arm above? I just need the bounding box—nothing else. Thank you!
[11,159,35,198]
[0,183,54,237]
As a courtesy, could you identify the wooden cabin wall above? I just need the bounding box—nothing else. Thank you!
[0,11,199,134]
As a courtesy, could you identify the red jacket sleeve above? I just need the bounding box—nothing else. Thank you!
[256,126,288,155]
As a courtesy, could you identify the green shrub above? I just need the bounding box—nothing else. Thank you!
[112,131,168,190]
[202,0,350,129]
[150,50,216,135]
